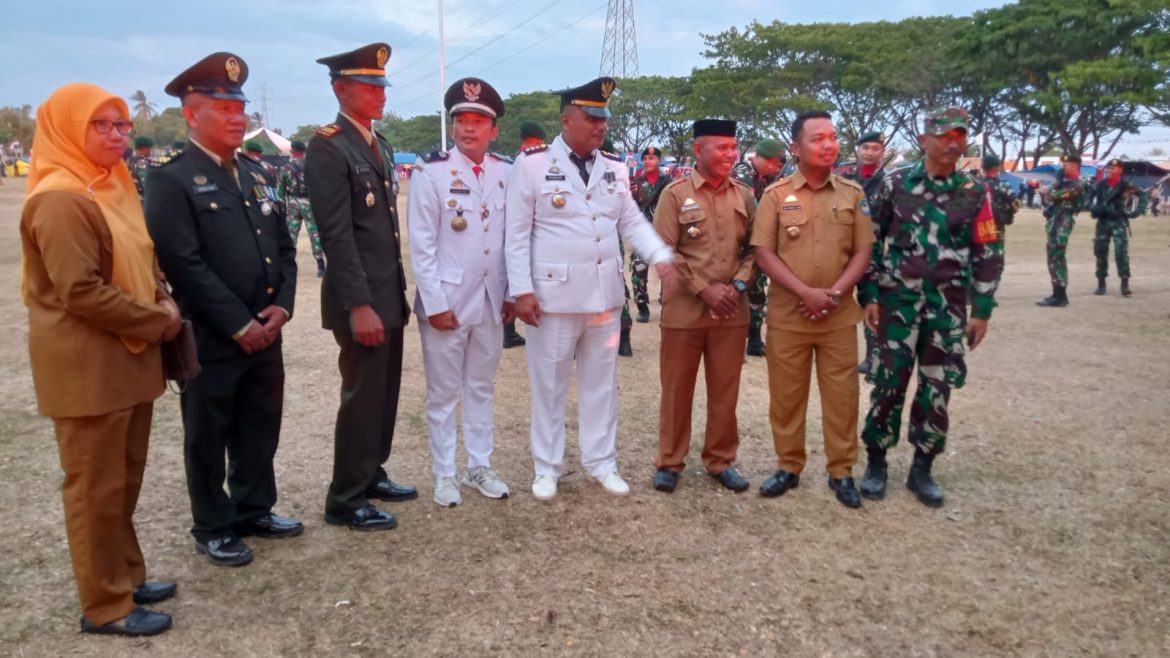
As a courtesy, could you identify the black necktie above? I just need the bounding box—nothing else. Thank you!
[569,152,593,184]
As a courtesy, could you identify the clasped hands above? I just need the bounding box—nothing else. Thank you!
[796,287,842,322]
[235,305,289,353]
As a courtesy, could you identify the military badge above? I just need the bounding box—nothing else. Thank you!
[193,175,208,185]
[463,81,481,102]
[784,194,799,202]
[451,211,468,231]
[552,194,567,208]
[601,80,615,99]
[447,198,457,208]
[260,200,273,216]
[687,225,700,238]
[376,46,390,68]
[226,57,241,82]
[209,201,219,210]
[786,226,801,239]
[365,191,375,208]
[549,165,561,174]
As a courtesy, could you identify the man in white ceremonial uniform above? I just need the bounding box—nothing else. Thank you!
[408,78,514,507]
[505,77,680,500]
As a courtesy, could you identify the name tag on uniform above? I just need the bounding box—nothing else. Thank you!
[194,184,218,194]
[681,202,701,212]
[782,205,802,211]
[545,174,566,181]
[449,188,471,195]
[356,165,373,174]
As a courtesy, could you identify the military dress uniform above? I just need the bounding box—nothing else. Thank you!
[1037,155,1089,307]
[304,43,415,528]
[733,145,782,357]
[144,53,301,558]
[653,120,757,491]
[857,108,1003,508]
[1088,159,1148,297]
[504,77,674,494]
[628,145,671,322]
[278,143,325,276]
[407,78,513,505]
[848,131,888,375]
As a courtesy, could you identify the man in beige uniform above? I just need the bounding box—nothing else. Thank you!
[751,110,873,508]
[652,119,757,493]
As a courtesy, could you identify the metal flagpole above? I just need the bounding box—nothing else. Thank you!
[438,0,447,151]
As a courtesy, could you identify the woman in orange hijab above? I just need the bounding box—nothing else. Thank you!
[21,83,182,636]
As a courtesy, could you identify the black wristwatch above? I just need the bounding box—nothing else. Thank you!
[732,279,748,293]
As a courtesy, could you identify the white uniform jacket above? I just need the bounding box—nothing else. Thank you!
[408,149,512,326]
[504,134,672,313]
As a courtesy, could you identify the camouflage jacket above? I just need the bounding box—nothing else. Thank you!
[859,161,1004,320]
[127,154,154,198]
[732,160,779,202]
[279,157,308,199]
[1088,177,1148,221]
[630,169,671,221]
[1043,172,1089,219]
[974,174,1018,229]
[847,165,887,209]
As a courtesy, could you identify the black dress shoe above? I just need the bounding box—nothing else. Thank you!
[714,466,749,492]
[195,535,254,567]
[132,580,177,605]
[653,469,679,493]
[759,470,799,497]
[324,504,398,531]
[828,477,862,508]
[235,513,305,539]
[81,607,172,636]
[366,478,418,502]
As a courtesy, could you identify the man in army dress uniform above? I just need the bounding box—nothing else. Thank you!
[849,131,886,375]
[1088,158,1148,297]
[145,52,304,567]
[1037,155,1088,307]
[305,42,416,532]
[857,107,1003,508]
[127,136,155,200]
[505,77,679,501]
[629,145,671,324]
[733,139,785,357]
[279,140,326,277]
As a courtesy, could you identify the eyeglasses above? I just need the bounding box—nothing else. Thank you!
[90,119,134,136]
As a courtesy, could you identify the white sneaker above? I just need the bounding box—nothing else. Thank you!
[595,471,630,496]
[433,476,462,507]
[462,466,510,499]
[532,475,558,501]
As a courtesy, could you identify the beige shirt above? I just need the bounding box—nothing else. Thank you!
[751,169,874,332]
[654,170,756,328]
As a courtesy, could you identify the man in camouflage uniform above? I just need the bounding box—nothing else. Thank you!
[629,145,671,323]
[732,139,786,356]
[1037,155,1088,307]
[857,107,1003,508]
[280,140,326,277]
[849,131,887,375]
[979,154,1017,255]
[1088,158,1148,297]
[127,135,155,200]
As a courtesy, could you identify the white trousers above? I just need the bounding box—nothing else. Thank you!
[525,308,621,478]
[419,315,504,478]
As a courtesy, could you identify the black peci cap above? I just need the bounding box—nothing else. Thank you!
[693,119,737,139]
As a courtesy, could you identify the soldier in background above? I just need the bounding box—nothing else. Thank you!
[502,120,548,350]
[244,140,278,178]
[849,131,886,375]
[979,154,1017,257]
[1088,158,1148,297]
[279,140,326,277]
[733,139,785,357]
[126,135,155,200]
[629,145,671,323]
[1037,155,1088,307]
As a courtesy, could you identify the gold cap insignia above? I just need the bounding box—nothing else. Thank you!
[225,57,241,82]
[463,81,482,102]
[376,46,390,68]
[601,80,615,99]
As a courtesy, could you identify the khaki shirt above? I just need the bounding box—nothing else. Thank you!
[654,170,757,328]
[751,169,874,332]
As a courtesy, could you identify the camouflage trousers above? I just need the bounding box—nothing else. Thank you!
[629,250,650,309]
[287,197,324,261]
[862,294,968,455]
[1093,219,1130,279]
[619,241,632,331]
[748,272,768,328]
[1045,213,1075,288]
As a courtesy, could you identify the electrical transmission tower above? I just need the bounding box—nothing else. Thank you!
[599,0,639,78]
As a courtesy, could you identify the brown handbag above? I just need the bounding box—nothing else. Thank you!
[161,319,201,389]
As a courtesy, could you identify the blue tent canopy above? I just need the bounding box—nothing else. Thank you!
[394,152,418,165]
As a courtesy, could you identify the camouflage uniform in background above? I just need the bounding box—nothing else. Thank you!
[629,167,671,317]
[278,153,326,275]
[127,153,154,200]
[1088,166,1148,295]
[984,176,1017,251]
[732,159,780,354]
[858,160,1003,457]
[847,133,888,375]
[1042,168,1088,291]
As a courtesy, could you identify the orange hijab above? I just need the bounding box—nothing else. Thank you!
[22,83,158,353]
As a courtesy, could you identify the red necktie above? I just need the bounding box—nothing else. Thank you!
[472,164,483,181]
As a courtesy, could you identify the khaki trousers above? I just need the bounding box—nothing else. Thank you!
[54,403,153,625]
[765,324,859,478]
[657,325,749,474]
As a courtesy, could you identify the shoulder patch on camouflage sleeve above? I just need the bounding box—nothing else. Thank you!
[488,152,514,164]
[421,151,450,163]
[316,123,341,138]
[600,150,623,162]
[520,144,549,156]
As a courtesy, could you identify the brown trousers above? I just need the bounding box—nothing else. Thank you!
[657,325,749,474]
[54,403,153,625]
[765,324,859,478]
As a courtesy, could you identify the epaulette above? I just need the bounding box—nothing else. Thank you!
[316,123,341,138]
[663,177,688,191]
[600,150,623,162]
[520,144,549,156]
[421,151,450,163]
[836,175,863,192]
[762,177,791,194]
[488,152,513,164]
[730,177,752,190]
[156,151,186,168]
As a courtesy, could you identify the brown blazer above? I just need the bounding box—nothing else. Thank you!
[21,191,173,418]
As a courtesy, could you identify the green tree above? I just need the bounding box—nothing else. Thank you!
[289,124,321,144]
[377,112,446,154]
[494,91,562,155]
[0,105,36,155]
[134,107,188,148]
[129,90,157,121]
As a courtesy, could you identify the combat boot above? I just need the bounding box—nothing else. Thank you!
[636,302,650,323]
[1093,277,1106,295]
[618,329,633,357]
[316,258,326,278]
[1120,277,1132,297]
[1036,285,1068,307]
[906,450,944,508]
[860,446,888,500]
[746,319,766,357]
[503,321,526,349]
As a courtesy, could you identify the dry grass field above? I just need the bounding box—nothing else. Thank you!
[1,175,1168,657]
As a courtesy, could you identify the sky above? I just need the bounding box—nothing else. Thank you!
[3,0,1167,157]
